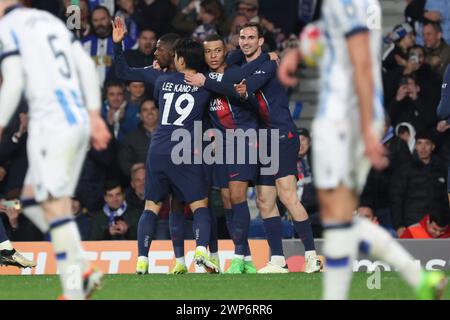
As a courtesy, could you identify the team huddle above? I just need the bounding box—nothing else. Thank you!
[0,0,447,300]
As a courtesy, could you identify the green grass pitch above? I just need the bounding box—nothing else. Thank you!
[0,272,449,300]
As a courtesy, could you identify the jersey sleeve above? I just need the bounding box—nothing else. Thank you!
[113,42,162,83]
[221,53,270,84]
[327,0,370,38]
[0,25,20,63]
[244,60,277,94]
[437,65,450,122]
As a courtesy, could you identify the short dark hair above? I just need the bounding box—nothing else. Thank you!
[139,98,156,112]
[159,33,181,49]
[174,38,206,72]
[239,22,264,38]
[423,20,443,33]
[203,33,225,44]
[430,213,449,228]
[90,5,111,19]
[104,81,125,95]
[103,180,122,195]
[397,125,410,136]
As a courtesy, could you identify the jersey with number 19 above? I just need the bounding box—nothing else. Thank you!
[0,7,90,201]
[312,0,385,193]
[145,72,211,204]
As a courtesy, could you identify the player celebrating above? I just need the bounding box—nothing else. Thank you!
[278,0,447,300]
[138,37,218,273]
[0,0,111,299]
[186,23,322,274]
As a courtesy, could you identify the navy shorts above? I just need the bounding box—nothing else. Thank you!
[257,136,299,186]
[145,153,208,203]
[212,138,258,188]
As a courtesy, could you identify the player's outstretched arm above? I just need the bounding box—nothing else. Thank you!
[347,32,387,171]
[112,16,162,84]
[0,56,25,142]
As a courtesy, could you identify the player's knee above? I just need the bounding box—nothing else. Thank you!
[230,192,246,205]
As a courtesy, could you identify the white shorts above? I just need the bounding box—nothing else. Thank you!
[311,117,383,194]
[24,122,90,202]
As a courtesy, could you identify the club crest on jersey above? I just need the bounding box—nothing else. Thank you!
[209,72,223,82]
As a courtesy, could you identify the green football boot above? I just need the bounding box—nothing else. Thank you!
[243,260,257,274]
[194,249,220,273]
[169,262,188,275]
[225,258,244,274]
[416,271,448,300]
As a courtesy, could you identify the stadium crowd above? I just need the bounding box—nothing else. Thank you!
[0,0,448,242]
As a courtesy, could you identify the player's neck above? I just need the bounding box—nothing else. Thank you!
[245,49,262,63]
[179,68,197,75]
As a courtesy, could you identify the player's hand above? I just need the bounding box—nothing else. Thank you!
[363,129,389,171]
[152,60,162,71]
[268,51,280,64]
[185,73,206,87]
[89,112,111,151]
[112,16,126,43]
[278,48,301,88]
[234,79,248,99]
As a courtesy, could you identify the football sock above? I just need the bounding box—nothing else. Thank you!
[0,218,10,245]
[209,208,218,254]
[49,217,86,300]
[354,217,422,288]
[231,202,250,256]
[169,211,185,259]
[323,222,357,300]
[137,210,157,257]
[293,219,316,251]
[224,208,234,238]
[193,207,211,248]
[176,257,185,265]
[263,216,284,257]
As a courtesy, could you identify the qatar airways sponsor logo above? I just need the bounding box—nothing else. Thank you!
[209,99,225,112]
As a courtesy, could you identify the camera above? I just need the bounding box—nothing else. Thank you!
[409,51,419,64]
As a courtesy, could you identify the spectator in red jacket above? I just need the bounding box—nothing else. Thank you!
[401,213,450,238]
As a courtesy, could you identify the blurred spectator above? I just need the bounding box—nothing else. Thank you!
[89,181,140,240]
[0,100,28,198]
[123,80,146,133]
[87,0,115,16]
[424,0,450,45]
[388,74,437,133]
[125,164,171,239]
[225,13,249,51]
[118,99,158,178]
[356,206,397,238]
[102,81,140,143]
[383,23,416,71]
[76,138,118,212]
[395,122,417,154]
[0,200,44,241]
[135,0,177,37]
[82,6,134,87]
[72,197,91,241]
[235,0,277,50]
[390,131,449,237]
[296,128,317,214]
[404,0,426,46]
[423,21,450,78]
[115,0,146,48]
[400,213,450,238]
[173,0,227,41]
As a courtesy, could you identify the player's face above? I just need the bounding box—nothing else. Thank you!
[415,139,435,161]
[106,86,125,109]
[239,27,263,59]
[104,186,125,210]
[140,100,158,128]
[154,40,173,68]
[203,40,226,72]
[92,9,112,38]
[138,30,157,56]
[128,82,145,100]
[131,168,145,198]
